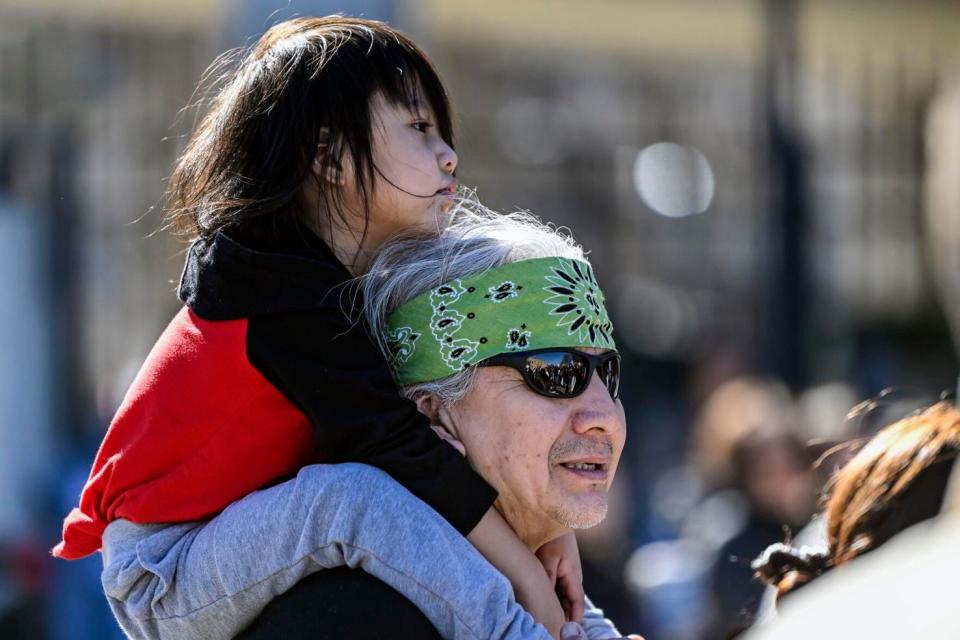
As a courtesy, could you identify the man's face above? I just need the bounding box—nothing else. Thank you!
[442,349,627,547]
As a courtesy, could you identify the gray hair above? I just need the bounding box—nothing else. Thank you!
[362,193,588,406]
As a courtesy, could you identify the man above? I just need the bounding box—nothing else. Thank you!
[239,203,635,639]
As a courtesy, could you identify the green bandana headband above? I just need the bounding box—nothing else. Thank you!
[384,257,616,385]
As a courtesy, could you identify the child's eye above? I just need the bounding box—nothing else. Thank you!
[412,121,432,133]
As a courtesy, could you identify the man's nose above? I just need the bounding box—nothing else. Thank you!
[569,373,622,436]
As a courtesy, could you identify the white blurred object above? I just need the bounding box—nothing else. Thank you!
[680,489,749,552]
[796,381,858,443]
[651,465,704,526]
[626,539,713,590]
[633,142,715,217]
[625,539,714,640]
[925,80,960,355]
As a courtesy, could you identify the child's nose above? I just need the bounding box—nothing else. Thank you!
[439,144,458,174]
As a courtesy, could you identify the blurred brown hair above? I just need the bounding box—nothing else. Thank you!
[753,401,960,600]
[825,401,959,564]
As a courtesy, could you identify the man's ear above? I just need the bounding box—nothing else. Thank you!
[414,395,466,456]
[312,128,345,186]
[414,393,442,423]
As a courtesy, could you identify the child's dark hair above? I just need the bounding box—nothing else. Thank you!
[165,16,454,244]
[752,401,960,602]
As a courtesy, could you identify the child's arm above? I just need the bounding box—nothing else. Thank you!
[469,508,568,638]
[537,532,586,623]
[536,536,626,639]
[102,463,554,640]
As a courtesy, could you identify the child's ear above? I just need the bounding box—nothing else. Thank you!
[311,128,345,186]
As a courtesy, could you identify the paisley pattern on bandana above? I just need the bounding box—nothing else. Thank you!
[486,281,522,303]
[428,279,481,371]
[384,326,420,368]
[543,259,614,345]
[441,337,480,370]
[505,326,531,350]
[385,257,616,385]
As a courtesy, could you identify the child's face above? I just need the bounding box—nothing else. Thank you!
[343,92,458,244]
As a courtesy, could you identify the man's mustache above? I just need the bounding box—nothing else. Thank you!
[549,438,614,464]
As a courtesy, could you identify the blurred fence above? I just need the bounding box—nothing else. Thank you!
[0,11,213,437]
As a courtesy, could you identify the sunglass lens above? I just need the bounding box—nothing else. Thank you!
[524,352,590,397]
[599,355,621,400]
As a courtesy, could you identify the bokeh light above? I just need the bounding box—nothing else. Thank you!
[633,142,715,217]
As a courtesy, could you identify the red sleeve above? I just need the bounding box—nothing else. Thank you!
[54,308,319,559]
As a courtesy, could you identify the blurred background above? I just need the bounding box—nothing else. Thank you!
[1,1,959,638]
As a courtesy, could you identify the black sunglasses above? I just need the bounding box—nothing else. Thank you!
[479,348,621,400]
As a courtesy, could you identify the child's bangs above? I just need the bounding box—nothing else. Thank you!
[372,45,454,146]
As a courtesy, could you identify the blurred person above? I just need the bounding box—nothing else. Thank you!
[689,377,796,491]
[53,16,586,640]
[719,77,960,640]
[750,401,959,603]
[684,376,814,637]
[749,478,960,639]
[683,377,814,637]
[621,377,812,640]
[237,201,643,639]
[709,429,816,638]
[49,441,125,640]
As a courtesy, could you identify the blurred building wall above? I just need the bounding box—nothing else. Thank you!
[0,0,219,28]
[0,206,52,539]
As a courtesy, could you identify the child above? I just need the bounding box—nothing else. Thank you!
[54,16,587,640]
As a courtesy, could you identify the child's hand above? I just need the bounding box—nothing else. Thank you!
[536,532,585,623]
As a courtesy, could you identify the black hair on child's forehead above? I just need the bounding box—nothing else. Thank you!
[348,33,453,143]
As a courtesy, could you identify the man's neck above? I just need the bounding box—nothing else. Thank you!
[496,500,567,551]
